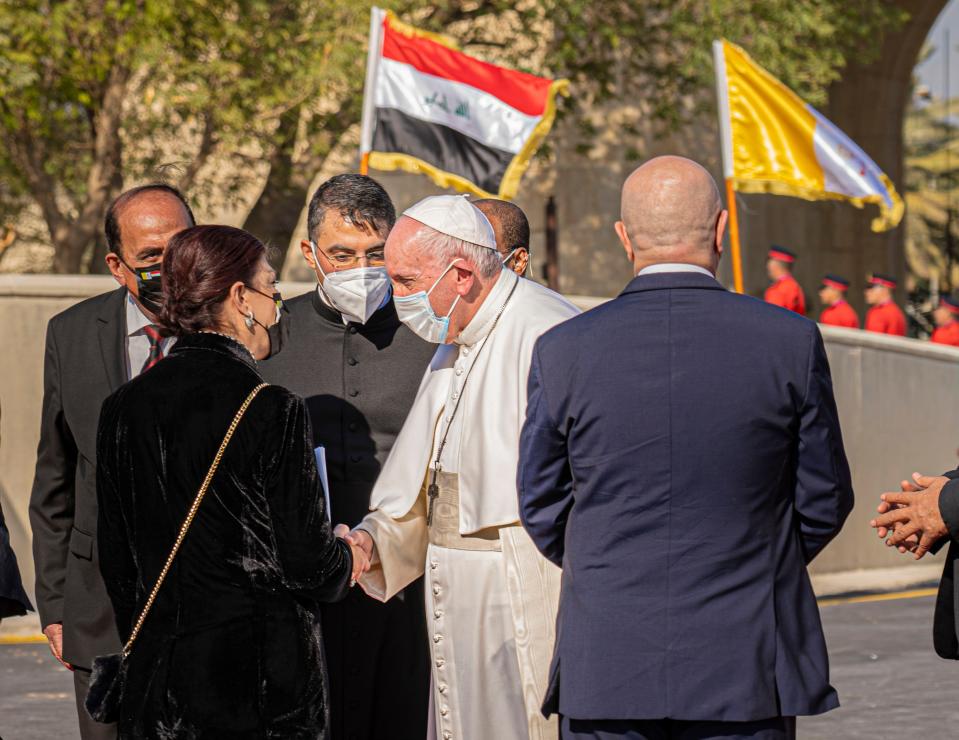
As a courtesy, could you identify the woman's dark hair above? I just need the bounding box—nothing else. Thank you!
[158,225,265,336]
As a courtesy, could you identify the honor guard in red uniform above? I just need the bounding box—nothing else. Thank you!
[764,245,806,315]
[817,274,859,328]
[931,294,959,346]
[864,273,906,336]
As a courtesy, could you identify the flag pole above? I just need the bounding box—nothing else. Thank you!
[359,7,385,175]
[713,40,744,294]
[725,178,744,294]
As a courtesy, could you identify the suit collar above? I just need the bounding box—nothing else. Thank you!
[96,287,129,391]
[620,271,727,296]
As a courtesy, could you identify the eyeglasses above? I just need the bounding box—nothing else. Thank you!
[246,285,286,313]
[317,247,386,269]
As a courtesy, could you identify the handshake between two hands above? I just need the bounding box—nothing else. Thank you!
[870,472,951,560]
[333,525,374,585]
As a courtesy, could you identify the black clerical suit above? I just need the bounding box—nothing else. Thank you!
[261,289,435,740]
[29,287,130,740]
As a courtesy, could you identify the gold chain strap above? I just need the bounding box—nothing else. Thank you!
[122,382,268,657]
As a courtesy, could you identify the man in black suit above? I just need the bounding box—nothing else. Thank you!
[872,470,959,657]
[29,184,194,739]
[519,156,854,739]
[261,174,435,739]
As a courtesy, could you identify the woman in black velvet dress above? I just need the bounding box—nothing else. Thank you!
[95,225,367,738]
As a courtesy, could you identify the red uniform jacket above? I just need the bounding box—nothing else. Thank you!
[764,275,806,315]
[819,300,859,329]
[865,301,906,336]
[931,321,959,347]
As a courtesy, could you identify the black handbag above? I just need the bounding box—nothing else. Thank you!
[86,383,267,723]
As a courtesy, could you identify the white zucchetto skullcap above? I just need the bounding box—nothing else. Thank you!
[403,194,497,251]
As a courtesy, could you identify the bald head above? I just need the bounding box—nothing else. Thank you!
[616,156,725,274]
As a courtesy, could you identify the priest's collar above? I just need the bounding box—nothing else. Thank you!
[455,268,517,348]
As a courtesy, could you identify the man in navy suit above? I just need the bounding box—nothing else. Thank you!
[518,156,854,740]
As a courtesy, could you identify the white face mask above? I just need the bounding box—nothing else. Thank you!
[311,241,391,324]
[393,259,463,344]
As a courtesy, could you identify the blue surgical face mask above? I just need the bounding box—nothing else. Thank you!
[393,259,463,344]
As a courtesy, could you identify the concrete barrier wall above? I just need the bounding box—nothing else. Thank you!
[810,325,959,573]
[1,276,957,608]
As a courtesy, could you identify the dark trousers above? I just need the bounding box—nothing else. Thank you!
[322,581,430,740]
[73,667,117,740]
[560,716,796,740]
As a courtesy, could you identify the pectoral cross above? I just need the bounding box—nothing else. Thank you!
[426,467,441,526]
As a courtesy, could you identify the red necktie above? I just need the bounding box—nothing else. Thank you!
[141,324,164,374]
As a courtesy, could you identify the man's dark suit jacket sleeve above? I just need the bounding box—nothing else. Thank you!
[935,471,959,548]
[518,344,574,567]
[794,328,855,563]
[28,320,77,628]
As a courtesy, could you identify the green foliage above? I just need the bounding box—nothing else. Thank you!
[0,0,378,269]
[0,0,912,272]
[545,0,907,129]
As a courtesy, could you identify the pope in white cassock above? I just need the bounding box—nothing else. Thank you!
[346,194,580,740]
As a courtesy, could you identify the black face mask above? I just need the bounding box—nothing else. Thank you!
[247,286,287,360]
[262,316,285,359]
[122,260,163,315]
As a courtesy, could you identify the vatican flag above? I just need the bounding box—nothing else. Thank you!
[713,39,904,232]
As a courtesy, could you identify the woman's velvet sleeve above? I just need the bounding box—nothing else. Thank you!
[263,390,352,603]
[95,390,138,642]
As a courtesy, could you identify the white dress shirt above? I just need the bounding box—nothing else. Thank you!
[637,263,715,277]
[125,295,175,379]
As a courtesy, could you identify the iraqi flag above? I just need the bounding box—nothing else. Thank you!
[359,8,569,199]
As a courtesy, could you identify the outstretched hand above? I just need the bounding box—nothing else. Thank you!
[870,473,951,560]
[334,524,372,585]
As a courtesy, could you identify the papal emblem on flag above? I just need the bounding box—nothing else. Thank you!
[359,8,569,199]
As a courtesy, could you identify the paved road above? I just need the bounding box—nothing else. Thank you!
[801,592,958,739]
[1,592,956,739]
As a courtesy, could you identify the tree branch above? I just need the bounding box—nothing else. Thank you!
[177,110,218,192]
[75,63,131,248]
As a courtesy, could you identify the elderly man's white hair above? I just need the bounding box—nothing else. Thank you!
[412,223,503,279]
